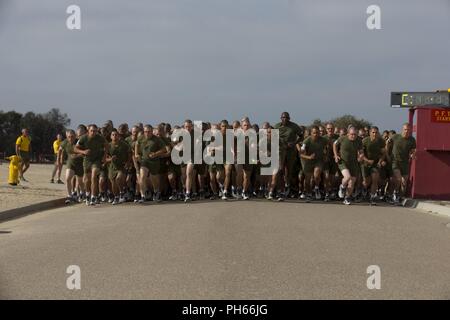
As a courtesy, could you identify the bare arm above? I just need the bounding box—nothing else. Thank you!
[333,141,340,163]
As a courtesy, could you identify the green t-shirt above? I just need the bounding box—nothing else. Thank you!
[391,134,416,163]
[137,135,164,162]
[125,135,139,153]
[335,136,363,166]
[362,136,385,163]
[159,136,172,164]
[302,136,328,162]
[61,139,83,168]
[324,133,339,161]
[273,121,303,149]
[76,134,106,162]
[108,140,130,171]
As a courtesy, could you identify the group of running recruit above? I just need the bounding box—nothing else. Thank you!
[46,111,416,206]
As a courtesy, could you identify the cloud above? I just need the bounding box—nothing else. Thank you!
[0,0,449,130]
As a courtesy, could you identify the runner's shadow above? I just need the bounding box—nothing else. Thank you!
[0,231,12,234]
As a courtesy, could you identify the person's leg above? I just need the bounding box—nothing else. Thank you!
[197,166,206,198]
[286,150,298,194]
[150,173,161,201]
[313,167,322,189]
[339,168,351,200]
[223,164,233,199]
[217,167,225,186]
[260,171,270,196]
[268,165,279,199]
[400,175,409,198]
[341,169,351,188]
[51,160,58,181]
[216,166,225,198]
[65,169,75,197]
[134,171,141,201]
[274,151,287,199]
[111,174,119,198]
[56,159,63,181]
[91,167,100,198]
[139,167,149,201]
[243,169,251,193]
[370,170,379,195]
[114,171,126,203]
[392,169,402,193]
[22,160,30,175]
[76,175,85,194]
[209,169,218,195]
[168,171,178,199]
[83,169,92,197]
[347,176,357,198]
[235,164,243,197]
[304,171,313,200]
[99,174,107,201]
[181,165,187,195]
[185,163,194,195]
[242,168,252,199]
[313,166,323,200]
[362,174,371,193]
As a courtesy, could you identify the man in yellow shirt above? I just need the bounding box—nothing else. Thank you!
[51,134,64,184]
[15,128,32,182]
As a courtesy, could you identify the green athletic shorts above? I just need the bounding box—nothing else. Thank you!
[392,160,410,176]
[67,162,84,177]
[323,160,338,175]
[83,159,102,174]
[338,161,359,177]
[302,160,324,174]
[141,160,161,175]
[208,163,224,174]
[108,167,125,180]
[361,164,380,178]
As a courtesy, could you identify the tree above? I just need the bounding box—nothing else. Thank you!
[330,114,372,130]
[311,118,324,127]
[0,111,23,157]
[0,108,71,161]
[307,115,372,130]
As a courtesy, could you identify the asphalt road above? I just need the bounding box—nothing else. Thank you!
[0,199,449,299]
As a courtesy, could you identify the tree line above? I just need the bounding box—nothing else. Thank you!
[0,108,372,162]
[0,108,70,161]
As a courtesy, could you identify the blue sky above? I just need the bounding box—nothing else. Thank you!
[0,0,449,131]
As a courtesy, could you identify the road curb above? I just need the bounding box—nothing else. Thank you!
[403,198,450,218]
[0,198,66,223]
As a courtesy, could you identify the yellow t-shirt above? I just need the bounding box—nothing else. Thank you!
[53,139,62,154]
[16,135,31,152]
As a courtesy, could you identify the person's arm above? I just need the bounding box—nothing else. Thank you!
[409,148,416,160]
[57,146,64,166]
[333,140,341,163]
[385,138,393,162]
[357,149,365,163]
[15,143,20,157]
[149,145,169,159]
[126,147,132,167]
[159,142,171,158]
[361,148,373,165]
[378,148,387,167]
[105,147,113,164]
[294,124,304,145]
[102,142,108,164]
[74,141,89,156]
[296,143,302,156]
[134,141,141,162]
[299,142,315,160]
